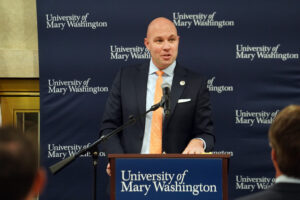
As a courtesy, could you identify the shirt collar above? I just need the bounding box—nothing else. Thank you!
[276,174,300,184]
[149,59,176,76]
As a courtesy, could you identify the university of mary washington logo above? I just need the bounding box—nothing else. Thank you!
[110,45,150,61]
[173,12,234,28]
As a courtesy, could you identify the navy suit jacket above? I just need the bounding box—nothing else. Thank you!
[100,63,215,154]
[236,183,300,200]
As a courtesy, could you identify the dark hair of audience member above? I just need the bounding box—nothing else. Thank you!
[0,127,38,200]
[269,105,300,178]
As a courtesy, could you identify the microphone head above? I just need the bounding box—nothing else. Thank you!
[161,82,171,89]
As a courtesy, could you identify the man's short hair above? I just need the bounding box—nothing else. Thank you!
[0,127,38,200]
[269,105,300,178]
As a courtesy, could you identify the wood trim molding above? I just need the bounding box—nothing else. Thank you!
[0,78,39,96]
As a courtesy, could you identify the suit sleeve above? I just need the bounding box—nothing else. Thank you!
[100,69,125,154]
[193,77,215,151]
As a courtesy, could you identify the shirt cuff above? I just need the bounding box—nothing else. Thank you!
[195,138,206,151]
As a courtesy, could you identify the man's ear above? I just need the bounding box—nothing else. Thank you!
[271,148,281,177]
[144,38,149,50]
[271,148,276,162]
[29,168,47,198]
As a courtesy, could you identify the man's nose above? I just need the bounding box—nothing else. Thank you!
[162,41,171,50]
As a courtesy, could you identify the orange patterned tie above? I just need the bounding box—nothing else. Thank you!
[150,70,164,154]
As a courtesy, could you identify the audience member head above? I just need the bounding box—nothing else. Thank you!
[0,126,46,200]
[269,105,300,178]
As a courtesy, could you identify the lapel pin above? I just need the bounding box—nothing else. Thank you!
[180,81,185,86]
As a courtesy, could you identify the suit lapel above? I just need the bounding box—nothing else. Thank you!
[134,63,187,136]
[164,64,187,127]
[134,63,149,132]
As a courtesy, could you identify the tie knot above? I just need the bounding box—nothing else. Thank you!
[156,70,164,77]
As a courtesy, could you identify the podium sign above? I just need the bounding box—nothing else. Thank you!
[109,154,229,200]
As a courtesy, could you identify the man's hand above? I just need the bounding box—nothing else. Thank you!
[106,163,111,176]
[182,139,205,154]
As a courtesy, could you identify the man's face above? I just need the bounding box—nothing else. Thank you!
[144,19,179,70]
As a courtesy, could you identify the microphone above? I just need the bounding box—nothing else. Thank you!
[161,83,171,117]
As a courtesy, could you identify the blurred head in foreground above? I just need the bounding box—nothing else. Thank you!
[269,104,300,178]
[0,126,46,200]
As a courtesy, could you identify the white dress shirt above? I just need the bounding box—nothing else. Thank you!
[141,60,175,154]
[276,174,300,184]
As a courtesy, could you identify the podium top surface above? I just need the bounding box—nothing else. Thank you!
[108,153,231,159]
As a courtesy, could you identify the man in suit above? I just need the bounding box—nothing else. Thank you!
[100,17,215,174]
[237,105,300,200]
[0,127,46,200]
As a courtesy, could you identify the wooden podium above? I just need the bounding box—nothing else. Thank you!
[109,154,230,200]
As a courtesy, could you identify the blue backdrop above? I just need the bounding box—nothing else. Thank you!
[36,0,300,199]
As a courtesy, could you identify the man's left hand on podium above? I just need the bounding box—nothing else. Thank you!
[182,138,205,154]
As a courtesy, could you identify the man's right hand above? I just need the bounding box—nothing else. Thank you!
[106,163,111,176]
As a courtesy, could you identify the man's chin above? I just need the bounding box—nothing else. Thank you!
[157,63,171,70]
[161,60,174,67]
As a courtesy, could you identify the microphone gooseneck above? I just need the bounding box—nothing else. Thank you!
[161,83,171,117]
